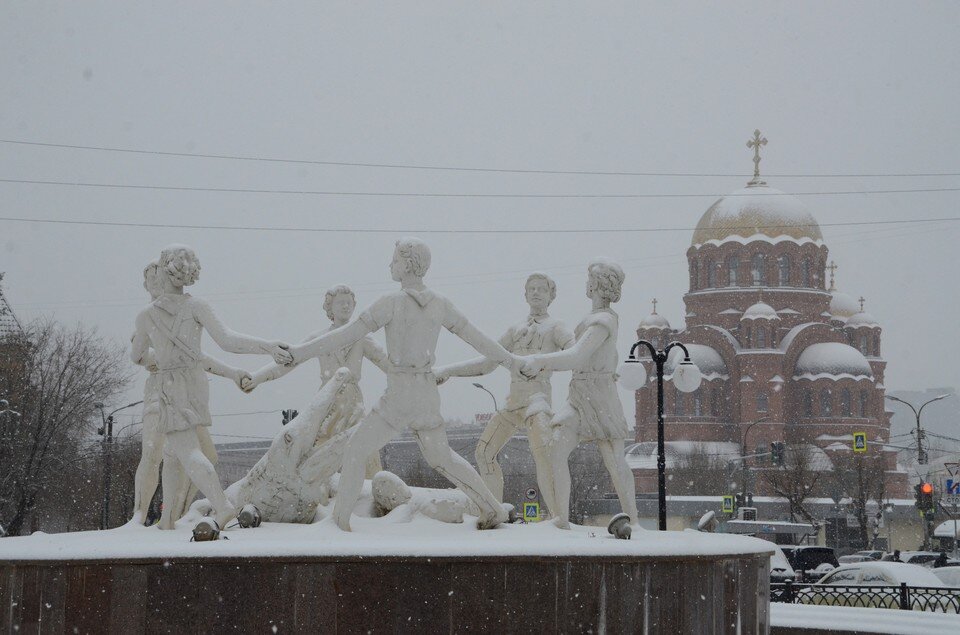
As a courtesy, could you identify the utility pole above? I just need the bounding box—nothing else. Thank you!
[741,417,769,507]
[95,401,143,529]
[885,393,952,466]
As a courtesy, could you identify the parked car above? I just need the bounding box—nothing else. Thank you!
[852,550,885,561]
[838,554,873,564]
[802,562,951,610]
[817,562,945,587]
[933,566,960,588]
[770,546,796,584]
[891,551,948,568]
[782,546,839,581]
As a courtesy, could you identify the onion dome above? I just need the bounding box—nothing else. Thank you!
[829,291,859,322]
[742,301,780,321]
[845,311,879,328]
[639,298,671,330]
[665,344,728,380]
[691,184,823,247]
[794,342,874,380]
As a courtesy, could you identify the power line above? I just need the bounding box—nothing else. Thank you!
[3,177,960,198]
[2,214,959,235]
[3,138,959,178]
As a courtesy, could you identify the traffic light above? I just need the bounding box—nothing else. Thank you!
[735,493,744,509]
[770,442,785,466]
[281,409,298,425]
[915,482,935,512]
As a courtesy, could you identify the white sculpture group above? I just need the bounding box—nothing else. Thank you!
[129,239,639,534]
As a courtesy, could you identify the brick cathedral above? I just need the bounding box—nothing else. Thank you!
[627,134,908,498]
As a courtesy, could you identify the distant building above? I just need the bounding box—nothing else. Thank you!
[0,273,27,406]
[628,140,908,498]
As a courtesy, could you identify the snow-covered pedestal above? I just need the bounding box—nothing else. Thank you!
[0,518,773,633]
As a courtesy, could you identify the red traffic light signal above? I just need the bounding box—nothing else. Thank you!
[920,482,934,495]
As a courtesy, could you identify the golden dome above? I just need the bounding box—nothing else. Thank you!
[691,183,823,247]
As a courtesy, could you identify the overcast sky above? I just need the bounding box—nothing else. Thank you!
[2,2,958,443]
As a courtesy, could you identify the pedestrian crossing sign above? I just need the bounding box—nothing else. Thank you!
[523,502,540,522]
[853,432,867,453]
[722,495,734,514]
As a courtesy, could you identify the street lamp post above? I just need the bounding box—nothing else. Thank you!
[620,340,701,531]
[741,417,769,507]
[884,393,952,466]
[472,383,499,415]
[94,400,143,529]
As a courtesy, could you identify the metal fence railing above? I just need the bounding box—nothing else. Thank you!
[771,581,960,613]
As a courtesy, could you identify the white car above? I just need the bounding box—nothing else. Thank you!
[817,562,946,587]
[770,546,797,583]
[933,567,960,588]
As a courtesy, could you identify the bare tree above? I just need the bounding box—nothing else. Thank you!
[762,445,826,525]
[671,445,735,496]
[826,452,888,548]
[0,319,131,535]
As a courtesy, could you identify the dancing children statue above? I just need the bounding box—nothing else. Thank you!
[130,261,251,525]
[434,273,573,516]
[285,238,521,531]
[521,260,639,529]
[130,245,292,529]
[241,284,389,477]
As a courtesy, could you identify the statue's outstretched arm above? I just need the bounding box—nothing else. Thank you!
[192,297,291,364]
[435,329,511,379]
[362,336,391,374]
[290,318,372,364]
[445,306,514,369]
[535,325,607,373]
[130,312,151,367]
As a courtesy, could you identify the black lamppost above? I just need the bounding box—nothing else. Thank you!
[620,340,701,530]
[740,417,769,506]
[472,383,499,414]
[94,400,143,529]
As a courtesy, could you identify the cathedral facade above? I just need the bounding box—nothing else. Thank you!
[627,160,908,498]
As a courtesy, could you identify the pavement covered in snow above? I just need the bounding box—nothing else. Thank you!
[770,603,960,634]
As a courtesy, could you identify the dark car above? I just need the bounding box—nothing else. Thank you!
[782,546,839,582]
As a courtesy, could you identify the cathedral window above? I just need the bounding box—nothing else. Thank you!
[706,259,717,287]
[743,325,752,348]
[820,389,833,416]
[757,327,766,348]
[859,391,869,417]
[840,389,852,417]
[813,259,823,289]
[694,390,703,416]
[801,258,812,287]
[873,334,880,357]
[803,390,813,416]
[690,259,699,290]
[757,391,769,413]
[751,254,766,286]
[859,333,869,356]
[726,256,739,286]
[712,388,722,417]
[675,385,685,415]
[778,256,791,286]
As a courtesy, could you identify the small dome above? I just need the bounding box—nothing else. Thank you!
[794,342,874,380]
[829,291,859,321]
[665,344,728,378]
[639,312,671,330]
[742,301,780,320]
[845,311,879,328]
[691,183,823,247]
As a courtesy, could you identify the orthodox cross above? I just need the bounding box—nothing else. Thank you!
[826,261,838,291]
[858,296,866,312]
[746,129,768,181]
[651,298,658,314]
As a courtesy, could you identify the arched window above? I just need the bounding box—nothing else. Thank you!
[803,390,813,416]
[813,260,823,289]
[778,255,791,286]
[860,333,869,356]
[706,259,717,287]
[751,254,766,286]
[859,391,869,417]
[840,389,852,417]
[675,385,685,415]
[757,391,769,413]
[757,327,766,348]
[712,388,722,417]
[801,258,812,287]
[820,389,832,416]
[690,259,699,290]
[873,334,881,357]
[743,325,752,348]
[694,390,703,416]
[726,256,739,286]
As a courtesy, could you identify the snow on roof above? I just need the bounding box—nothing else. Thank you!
[829,290,859,319]
[742,301,779,320]
[740,376,754,383]
[690,184,823,247]
[776,308,800,315]
[663,343,728,378]
[625,441,741,470]
[934,519,960,538]
[719,308,742,315]
[845,311,879,328]
[824,442,852,452]
[769,375,784,383]
[816,434,853,442]
[639,312,671,329]
[793,342,873,380]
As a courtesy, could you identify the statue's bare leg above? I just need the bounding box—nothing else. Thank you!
[332,413,398,531]
[171,427,219,521]
[163,429,236,528]
[416,426,505,528]
[133,423,164,524]
[549,405,581,529]
[474,411,520,503]
[158,450,182,530]
[526,413,558,517]
[597,438,638,525]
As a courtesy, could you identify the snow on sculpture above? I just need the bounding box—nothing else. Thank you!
[434,273,573,517]
[241,284,390,478]
[130,245,293,529]
[371,470,483,524]
[131,262,250,526]
[224,368,356,523]
[521,260,639,529]
[286,237,521,531]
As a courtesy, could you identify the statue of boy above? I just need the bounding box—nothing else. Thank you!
[286,237,521,531]
[130,244,292,529]
[242,284,389,477]
[434,273,573,516]
[521,260,638,529]
[130,262,250,526]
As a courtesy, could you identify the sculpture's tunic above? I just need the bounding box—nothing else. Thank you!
[143,294,211,434]
[565,309,628,441]
[359,288,469,431]
[312,329,386,443]
[502,315,574,414]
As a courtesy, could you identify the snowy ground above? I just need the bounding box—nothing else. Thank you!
[770,603,960,634]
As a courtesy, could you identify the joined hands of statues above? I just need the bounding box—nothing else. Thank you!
[240,374,259,393]
[435,370,449,386]
[266,342,294,366]
[520,355,545,379]
[233,369,253,392]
